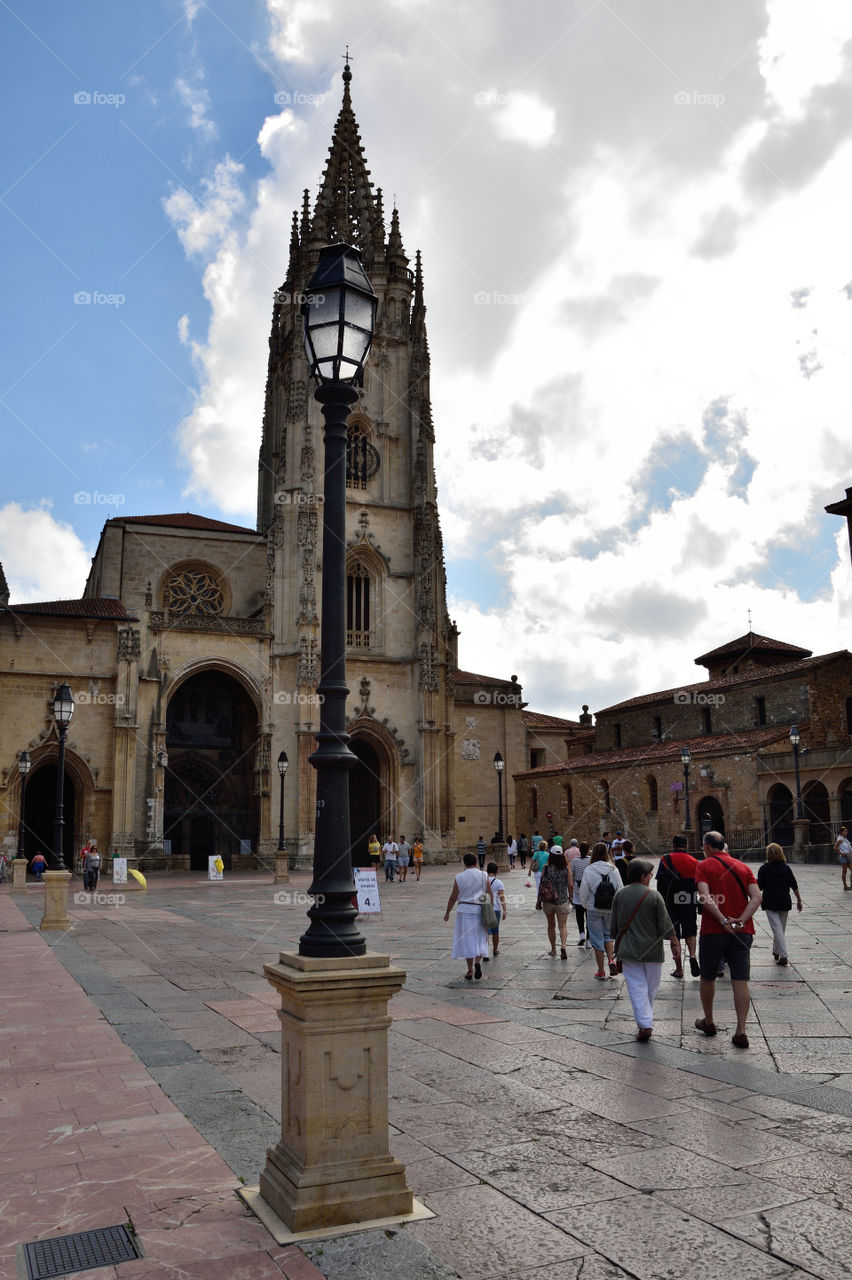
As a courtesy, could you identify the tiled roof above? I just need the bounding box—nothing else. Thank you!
[694,631,812,665]
[4,598,134,620]
[455,669,520,688]
[514,724,797,778]
[597,651,845,715]
[110,513,258,535]
[523,710,583,730]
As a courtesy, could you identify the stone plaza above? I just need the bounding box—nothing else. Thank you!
[2,860,852,1279]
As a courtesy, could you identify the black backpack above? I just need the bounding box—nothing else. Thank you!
[593,869,616,909]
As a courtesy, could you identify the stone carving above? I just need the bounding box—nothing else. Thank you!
[162,568,224,617]
[300,429,315,483]
[297,507,318,550]
[286,378,307,422]
[461,739,481,761]
[413,438,427,496]
[298,553,317,623]
[117,627,141,662]
[298,636,319,686]
[148,612,266,636]
[419,642,438,691]
[465,716,476,730]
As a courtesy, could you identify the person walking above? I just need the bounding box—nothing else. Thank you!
[485,860,507,958]
[757,843,803,966]
[695,831,761,1048]
[507,835,517,870]
[412,836,424,881]
[611,859,681,1040]
[571,842,591,945]
[579,842,619,978]
[397,835,411,882]
[444,852,492,980]
[476,835,487,870]
[82,840,101,893]
[536,847,573,958]
[382,837,398,882]
[655,834,702,978]
[530,839,550,894]
[517,833,529,869]
[834,826,852,890]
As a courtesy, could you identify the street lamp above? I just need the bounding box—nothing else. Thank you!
[51,684,74,869]
[17,751,31,860]
[493,751,505,842]
[790,724,804,819]
[299,242,377,958]
[277,751,289,852]
[681,745,692,831]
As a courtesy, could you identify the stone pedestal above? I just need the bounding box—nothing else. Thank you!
[492,841,508,871]
[10,858,28,896]
[259,950,412,1234]
[39,869,72,931]
[274,851,290,884]
[791,819,810,863]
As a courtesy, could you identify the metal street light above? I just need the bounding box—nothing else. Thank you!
[790,724,804,819]
[299,242,377,958]
[17,751,31,860]
[277,750,289,852]
[681,744,692,832]
[493,751,505,842]
[51,684,74,870]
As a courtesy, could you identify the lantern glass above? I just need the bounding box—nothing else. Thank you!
[52,683,74,726]
[302,243,376,385]
[19,751,31,776]
[278,750,289,776]
[493,752,504,773]
[681,746,691,766]
[789,725,800,747]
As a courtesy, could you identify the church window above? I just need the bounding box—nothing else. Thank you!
[646,774,659,812]
[756,695,767,726]
[346,423,380,489]
[347,562,371,646]
[601,778,612,813]
[564,782,573,815]
[163,567,224,616]
[531,787,538,819]
[614,722,622,748]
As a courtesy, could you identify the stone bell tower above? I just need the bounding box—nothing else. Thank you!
[257,61,458,863]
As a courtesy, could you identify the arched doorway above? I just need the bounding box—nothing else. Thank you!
[803,780,831,845]
[768,783,794,846]
[23,763,75,868]
[164,671,259,871]
[839,778,852,827]
[349,739,381,862]
[696,795,725,839]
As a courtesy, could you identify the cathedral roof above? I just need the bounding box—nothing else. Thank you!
[523,710,583,729]
[108,513,258,535]
[3,597,135,619]
[455,669,520,688]
[694,631,812,667]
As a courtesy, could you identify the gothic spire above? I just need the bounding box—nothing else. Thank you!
[386,205,408,268]
[311,60,383,258]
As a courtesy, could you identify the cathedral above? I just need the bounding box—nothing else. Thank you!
[0,66,574,872]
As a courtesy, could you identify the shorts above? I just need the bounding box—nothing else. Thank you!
[698,931,753,982]
[398,857,410,866]
[542,901,570,918]
[669,905,698,939]
[489,909,502,936]
[585,907,612,951]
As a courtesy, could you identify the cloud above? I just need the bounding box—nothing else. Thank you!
[0,505,92,603]
[176,76,217,141]
[163,157,246,257]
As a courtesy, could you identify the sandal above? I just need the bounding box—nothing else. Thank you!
[695,1017,717,1036]
[474,962,482,980]
[731,1032,749,1048]
[689,957,700,977]
[560,947,567,959]
[464,973,472,981]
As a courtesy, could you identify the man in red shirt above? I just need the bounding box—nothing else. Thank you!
[655,835,702,978]
[695,831,761,1048]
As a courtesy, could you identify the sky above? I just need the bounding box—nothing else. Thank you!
[2,0,852,719]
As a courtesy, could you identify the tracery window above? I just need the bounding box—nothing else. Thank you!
[346,424,380,489]
[163,568,224,617]
[347,562,371,646]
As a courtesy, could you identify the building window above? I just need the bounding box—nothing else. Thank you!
[564,782,573,815]
[163,566,224,616]
[532,787,538,820]
[346,563,371,646]
[646,774,659,812]
[846,697,852,734]
[601,778,612,814]
[755,695,766,726]
[346,424,380,489]
[530,748,544,769]
[702,707,712,734]
[653,715,662,740]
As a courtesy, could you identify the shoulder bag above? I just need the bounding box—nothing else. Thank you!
[612,889,652,973]
[481,873,498,930]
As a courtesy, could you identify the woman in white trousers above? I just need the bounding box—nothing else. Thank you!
[610,859,681,1041]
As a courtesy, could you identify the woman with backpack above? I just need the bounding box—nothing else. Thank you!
[578,841,619,979]
[536,848,573,958]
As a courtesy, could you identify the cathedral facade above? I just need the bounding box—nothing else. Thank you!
[0,68,563,872]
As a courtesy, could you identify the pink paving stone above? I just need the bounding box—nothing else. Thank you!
[126,1250,288,1279]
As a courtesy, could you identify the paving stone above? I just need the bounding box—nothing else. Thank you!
[748,1149,852,1209]
[722,1198,852,1279]
[452,1141,635,1211]
[304,1226,463,1280]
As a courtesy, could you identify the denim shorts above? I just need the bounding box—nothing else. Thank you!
[585,907,612,950]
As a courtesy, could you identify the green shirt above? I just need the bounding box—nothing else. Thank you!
[610,884,674,964]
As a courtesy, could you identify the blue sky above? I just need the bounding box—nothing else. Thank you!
[3,1,852,716]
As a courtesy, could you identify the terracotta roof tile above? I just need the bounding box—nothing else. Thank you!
[514,724,797,778]
[523,710,583,729]
[694,631,812,665]
[455,669,520,688]
[4,598,134,620]
[110,513,258,535]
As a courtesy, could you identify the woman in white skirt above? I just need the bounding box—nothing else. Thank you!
[444,851,493,980]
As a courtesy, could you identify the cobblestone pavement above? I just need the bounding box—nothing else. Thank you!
[4,861,852,1279]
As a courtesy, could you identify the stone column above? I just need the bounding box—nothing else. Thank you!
[39,869,72,931]
[791,818,810,863]
[491,840,509,871]
[10,858,28,896]
[274,851,290,883]
[258,951,412,1233]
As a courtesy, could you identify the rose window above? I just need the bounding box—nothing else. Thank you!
[163,569,224,616]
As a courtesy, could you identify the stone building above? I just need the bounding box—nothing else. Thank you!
[514,631,852,859]
[0,66,548,872]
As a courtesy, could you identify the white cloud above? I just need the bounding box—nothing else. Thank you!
[176,76,218,141]
[476,90,557,147]
[0,505,92,603]
[163,156,246,257]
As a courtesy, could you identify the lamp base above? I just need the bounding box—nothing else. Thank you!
[274,851,290,883]
[10,858,28,896]
[39,869,72,931]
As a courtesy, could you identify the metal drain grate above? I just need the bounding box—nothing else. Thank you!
[23,1224,140,1278]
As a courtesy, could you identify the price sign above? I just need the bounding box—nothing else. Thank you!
[354,867,381,914]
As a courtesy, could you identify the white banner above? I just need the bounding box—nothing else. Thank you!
[354,867,381,914]
[112,857,127,885]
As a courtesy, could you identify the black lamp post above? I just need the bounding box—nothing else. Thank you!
[277,750,289,852]
[51,684,74,870]
[790,724,804,819]
[299,242,377,958]
[681,745,692,831]
[17,751,31,860]
[493,752,505,842]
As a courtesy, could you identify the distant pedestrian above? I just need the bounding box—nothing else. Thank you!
[30,852,47,881]
[695,831,761,1048]
[444,852,492,981]
[476,835,487,870]
[0,851,8,883]
[382,838,398,881]
[397,835,411,882]
[82,840,101,892]
[507,835,517,869]
[834,826,852,891]
[571,842,591,945]
[656,835,702,978]
[579,842,618,978]
[611,859,681,1041]
[757,843,803,966]
[367,833,381,872]
[485,861,507,959]
[517,833,529,869]
[412,836,424,881]
[530,840,550,894]
[536,848,572,958]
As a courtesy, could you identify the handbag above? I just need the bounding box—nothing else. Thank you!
[612,889,652,973]
[539,871,558,903]
[481,873,498,930]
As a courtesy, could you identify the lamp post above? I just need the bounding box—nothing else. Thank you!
[681,745,692,832]
[40,683,74,931]
[277,750,289,851]
[493,752,505,842]
[258,238,412,1233]
[298,241,377,957]
[790,724,804,819]
[17,751,31,859]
